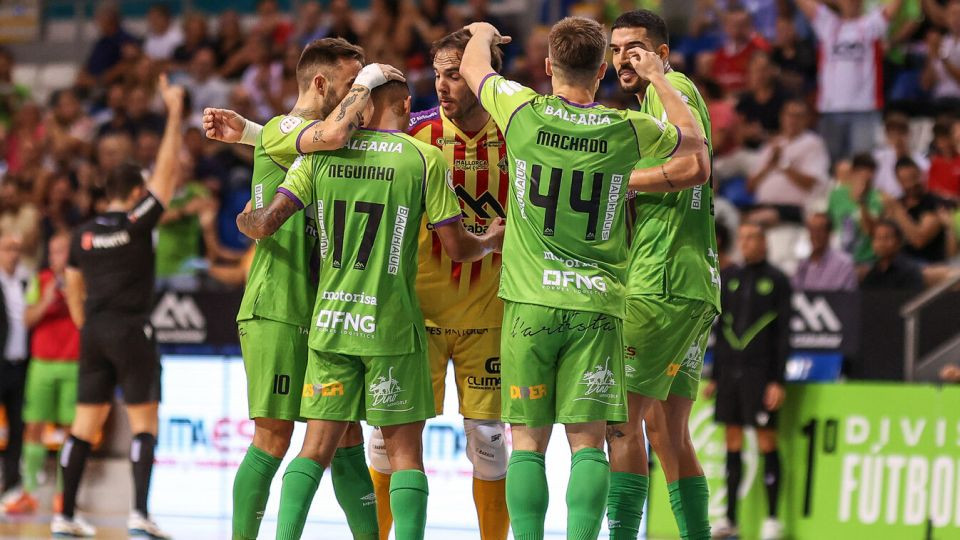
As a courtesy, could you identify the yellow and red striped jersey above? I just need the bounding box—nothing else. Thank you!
[408,106,509,329]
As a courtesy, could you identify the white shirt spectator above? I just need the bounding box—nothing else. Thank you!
[751,131,831,206]
[872,146,930,198]
[241,62,284,123]
[179,74,231,119]
[0,264,29,361]
[933,34,960,99]
[812,4,889,112]
[144,25,184,60]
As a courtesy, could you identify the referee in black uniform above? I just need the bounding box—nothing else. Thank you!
[704,221,790,539]
[59,75,183,539]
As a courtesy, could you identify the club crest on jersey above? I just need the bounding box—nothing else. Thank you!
[279,116,304,134]
[435,137,463,146]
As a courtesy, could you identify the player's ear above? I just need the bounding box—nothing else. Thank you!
[544,57,553,77]
[596,61,608,82]
[313,72,327,95]
[658,43,670,61]
[403,96,411,117]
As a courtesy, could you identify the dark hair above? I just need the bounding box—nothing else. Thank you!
[884,112,910,133]
[933,119,953,138]
[548,17,607,82]
[875,218,904,242]
[715,222,730,253]
[149,3,171,17]
[430,30,504,73]
[809,211,834,230]
[297,38,366,92]
[371,80,410,117]
[105,162,145,200]
[851,153,877,171]
[895,156,919,171]
[611,9,669,46]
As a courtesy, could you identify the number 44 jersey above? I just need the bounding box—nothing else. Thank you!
[477,74,682,319]
[278,128,463,356]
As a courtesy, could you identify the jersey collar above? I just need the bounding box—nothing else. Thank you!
[439,106,496,144]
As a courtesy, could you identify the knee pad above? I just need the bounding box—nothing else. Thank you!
[367,427,393,474]
[464,419,507,481]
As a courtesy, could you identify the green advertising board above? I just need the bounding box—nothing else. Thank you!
[647,383,960,539]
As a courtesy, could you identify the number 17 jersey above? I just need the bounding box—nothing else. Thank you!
[477,74,681,319]
[278,128,462,356]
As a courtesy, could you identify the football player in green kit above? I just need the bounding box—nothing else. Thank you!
[459,18,707,540]
[606,10,720,540]
[203,38,404,540]
[234,80,504,540]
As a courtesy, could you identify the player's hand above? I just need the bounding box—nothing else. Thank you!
[463,22,512,45]
[203,108,247,143]
[702,380,717,399]
[41,279,59,305]
[157,73,184,114]
[377,63,406,84]
[355,63,406,90]
[485,217,506,253]
[763,382,785,411]
[627,49,666,81]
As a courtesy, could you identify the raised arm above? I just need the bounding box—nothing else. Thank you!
[460,23,512,98]
[433,217,505,262]
[796,0,821,22]
[630,50,707,157]
[147,74,185,207]
[235,195,301,240]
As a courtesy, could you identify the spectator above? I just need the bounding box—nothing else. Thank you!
[294,2,329,47]
[38,174,83,260]
[770,15,817,95]
[793,212,859,291]
[706,6,771,95]
[155,155,214,291]
[273,43,302,116]
[216,11,251,80]
[861,219,925,288]
[927,120,960,200]
[172,12,213,67]
[0,232,29,500]
[798,0,903,163]
[0,183,40,270]
[882,0,924,101]
[939,204,960,258]
[92,82,126,133]
[507,26,552,94]
[143,4,183,61]
[4,102,46,175]
[179,47,231,119]
[80,3,138,86]
[747,99,830,220]
[327,0,361,45]
[828,155,885,266]
[240,40,283,123]
[135,130,162,171]
[124,86,166,137]
[254,0,294,47]
[95,132,134,178]
[884,157,948,262]
[873,112,930,198]
[735,51,789,149]
[0,47,30,129]
[922,0,960,105]
[46,89,95,166]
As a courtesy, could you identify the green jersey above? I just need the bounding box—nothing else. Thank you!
[278,128,462,356]
[236,114,321,327]
[628,71,721,312]
[477,74,680,319]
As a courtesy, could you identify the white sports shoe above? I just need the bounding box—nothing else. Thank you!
[129,511,173,539]
[51,514,96,537]
[711,516,739,538]
[761,517,785,539]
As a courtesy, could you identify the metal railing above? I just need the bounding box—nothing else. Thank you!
[900,270,960,381]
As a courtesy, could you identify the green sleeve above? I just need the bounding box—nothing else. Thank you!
[422,147,463,226]
[626,110,681,161]
[668,74,707,144]
[277,154,316,210]
[261,116,319,160]
[477,74,539,131]
[25,275,40,305]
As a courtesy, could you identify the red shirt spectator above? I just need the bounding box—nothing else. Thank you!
[28,267,79,360]
[710,8,771,94]
[927,155,960,200]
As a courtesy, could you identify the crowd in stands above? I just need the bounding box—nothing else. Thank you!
[1,0,959,296]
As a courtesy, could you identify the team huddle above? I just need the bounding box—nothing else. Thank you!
[202,9,720,540]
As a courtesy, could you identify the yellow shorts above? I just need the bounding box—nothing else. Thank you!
[427,326,501,420]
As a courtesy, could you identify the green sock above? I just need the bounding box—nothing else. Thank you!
[607,472,648,540]
[22,442,46,493]
[667,481,688,538]
[566,448,610,540]
[389,469,429,540]
[677,476,711,540]
[331,444,379,540]
[506,450,548,540]
[232,445,282,540]
[275,457,325,540]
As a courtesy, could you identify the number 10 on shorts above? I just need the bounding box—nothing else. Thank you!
[273,374,291,395]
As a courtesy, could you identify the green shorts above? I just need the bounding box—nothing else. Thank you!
[22,358,78,425]
[300,334,436,427]
[623,295,717,401]
[238,318,309,421]
[500,301,627,427]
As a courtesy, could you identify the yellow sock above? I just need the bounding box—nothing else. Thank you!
[473,477,509,540]
[369,467,393,540]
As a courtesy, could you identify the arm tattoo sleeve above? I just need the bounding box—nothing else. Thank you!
[335,86,370,122]
[236,197,299,238]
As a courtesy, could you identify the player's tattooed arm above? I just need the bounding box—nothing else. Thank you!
[435,217,505,262]
[236,196,300,240]
[628,150,711,193]
[295,86,371,153]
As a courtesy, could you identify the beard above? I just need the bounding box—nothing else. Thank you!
[617,68,647,95]
[319,87,345,119]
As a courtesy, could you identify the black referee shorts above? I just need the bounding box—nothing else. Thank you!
[78,313,162,405]
[714,371,778,429]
